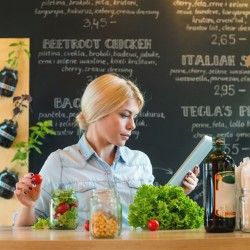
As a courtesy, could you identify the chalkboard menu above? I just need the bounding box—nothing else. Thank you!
[1,0,250,205]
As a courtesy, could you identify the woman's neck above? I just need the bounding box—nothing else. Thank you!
[85,132,116,166]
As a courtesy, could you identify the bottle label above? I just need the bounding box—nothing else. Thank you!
[0,82,15,92]
[215,171,236,218]
[0,180,15,192]
[0,128,15,141]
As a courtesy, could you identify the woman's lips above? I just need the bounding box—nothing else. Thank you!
[121,134,130,140]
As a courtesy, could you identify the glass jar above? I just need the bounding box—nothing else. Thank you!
[241,189,250,232]
[0,119,17,148]
[90,189,121,238]
[0,168,18,199]
[50,188,78,230]
[116,194,122,236]
[0,67,18,97]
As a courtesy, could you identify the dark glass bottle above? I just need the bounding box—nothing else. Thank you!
[203,136,236,232]
[0,168,18,199]
[0,67,18,97]
[0,119,18,148]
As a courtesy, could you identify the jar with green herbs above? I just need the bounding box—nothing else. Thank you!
[50,188,78,230]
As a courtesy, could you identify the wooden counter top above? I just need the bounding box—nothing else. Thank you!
[1,226,250,250]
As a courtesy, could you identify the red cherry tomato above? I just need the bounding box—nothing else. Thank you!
[53,212,61,219]
[147,219,159,231]
[70,202,78,208]
[32,174,43,185]
[84,220,89,231]
[57,203,69,214]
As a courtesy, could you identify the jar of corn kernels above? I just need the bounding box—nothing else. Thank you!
[90,189,120,238]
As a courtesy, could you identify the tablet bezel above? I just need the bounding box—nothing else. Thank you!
[167,135,213,187]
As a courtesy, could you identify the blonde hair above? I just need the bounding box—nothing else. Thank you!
[76,73,144,131]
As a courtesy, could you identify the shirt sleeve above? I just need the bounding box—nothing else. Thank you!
[141,151,155,185]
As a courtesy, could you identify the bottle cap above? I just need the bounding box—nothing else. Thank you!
[212,136,225,146]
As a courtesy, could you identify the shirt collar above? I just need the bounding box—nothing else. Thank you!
[115,146,126,164]
[77,134,95,160]
[77,133,127,164]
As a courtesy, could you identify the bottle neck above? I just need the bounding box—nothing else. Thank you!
[213,144,225,152]
[212,137,225,152]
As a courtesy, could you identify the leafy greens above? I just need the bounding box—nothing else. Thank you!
[32,189,78,229]
[32,218,50,229]
[128,184,204,230]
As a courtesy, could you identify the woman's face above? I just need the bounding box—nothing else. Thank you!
[94,98,139,147]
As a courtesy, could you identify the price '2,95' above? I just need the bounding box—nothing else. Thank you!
[214,84,236,97]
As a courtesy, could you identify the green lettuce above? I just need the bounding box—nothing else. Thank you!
[128,184,204,230]
[32,189,78,229]
[32,218,50,229]
[52,206,78,229]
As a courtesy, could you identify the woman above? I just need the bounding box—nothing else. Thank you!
[14,73,199,227]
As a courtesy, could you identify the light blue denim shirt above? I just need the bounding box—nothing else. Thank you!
[35,134,154,227]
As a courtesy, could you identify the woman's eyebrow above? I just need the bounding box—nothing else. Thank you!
[120,109,138,115]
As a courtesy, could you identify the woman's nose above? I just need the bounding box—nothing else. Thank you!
[127,118,136,130]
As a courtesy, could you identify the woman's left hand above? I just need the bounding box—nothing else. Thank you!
[182,165,200,195]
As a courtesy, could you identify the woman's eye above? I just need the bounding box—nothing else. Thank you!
[121,114,129,118]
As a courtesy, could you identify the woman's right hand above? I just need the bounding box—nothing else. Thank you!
[14,173,42,208]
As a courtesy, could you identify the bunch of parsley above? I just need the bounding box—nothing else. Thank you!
[128,184,204,230]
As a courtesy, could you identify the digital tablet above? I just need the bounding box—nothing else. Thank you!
[168,135,213,187]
